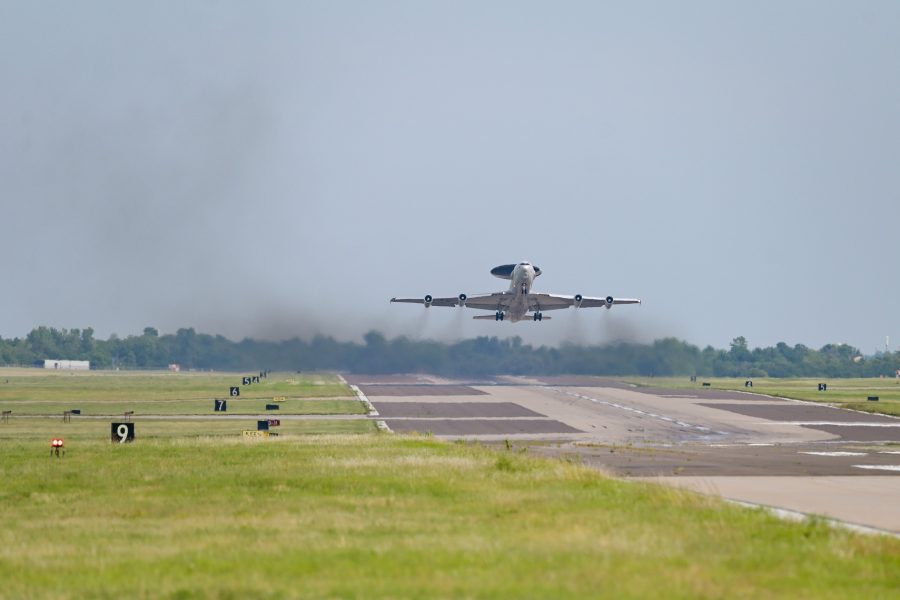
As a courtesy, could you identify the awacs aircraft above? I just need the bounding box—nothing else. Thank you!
[391,262,641,322]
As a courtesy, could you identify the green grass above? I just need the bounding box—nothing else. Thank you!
[1,370,898,597]
[0,417,375,441]
[625,377,900,417]
[0,435,897,599]
[0,398,365,416]
[0,369,362,416]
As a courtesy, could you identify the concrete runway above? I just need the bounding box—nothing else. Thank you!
[347,374,900,534]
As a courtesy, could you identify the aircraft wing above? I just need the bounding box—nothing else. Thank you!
[528,293,642,310]
[461,292,515,311]
[390,296,460,307]
[390,292,515,311]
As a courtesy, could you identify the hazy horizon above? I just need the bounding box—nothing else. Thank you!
[2,2,898,354]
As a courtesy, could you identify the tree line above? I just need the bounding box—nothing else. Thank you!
[1,327,899,378]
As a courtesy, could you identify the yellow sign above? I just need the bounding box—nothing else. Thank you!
[242,430,268,439]
[273,396,287,402]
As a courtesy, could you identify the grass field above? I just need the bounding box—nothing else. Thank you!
[2,369,899,597]
[0,435,897,599]
[0,417,375,441]
[625,376,900,417]
[0,369,362,416]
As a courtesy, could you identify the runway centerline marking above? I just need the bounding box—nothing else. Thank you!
[545,387,714,433]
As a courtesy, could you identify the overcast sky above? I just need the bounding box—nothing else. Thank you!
[2,2,898,351]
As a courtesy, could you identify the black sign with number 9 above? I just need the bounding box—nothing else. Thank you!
[111,422,135,444]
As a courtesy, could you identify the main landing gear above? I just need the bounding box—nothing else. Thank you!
[532,312,543,322]
[495,311,505,321]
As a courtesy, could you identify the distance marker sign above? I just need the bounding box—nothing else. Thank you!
[230,387,240,397]
[111,422,135,444]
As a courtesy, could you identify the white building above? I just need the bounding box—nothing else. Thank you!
[43,359,90,371]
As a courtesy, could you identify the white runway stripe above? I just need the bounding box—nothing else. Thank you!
[761,422,900,427]
[800,451,868,457]
[853,465,900,472]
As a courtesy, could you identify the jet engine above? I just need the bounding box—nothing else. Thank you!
[605,296,614,309]
[574,294,583,307]
[424,294,433,307]
[458,293,467,306]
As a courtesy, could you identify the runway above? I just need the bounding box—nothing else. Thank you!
[346,374,900,534]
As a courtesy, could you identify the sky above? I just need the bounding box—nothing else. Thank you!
[1,1,899,352]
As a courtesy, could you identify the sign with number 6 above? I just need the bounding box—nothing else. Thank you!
[111,422,135,444]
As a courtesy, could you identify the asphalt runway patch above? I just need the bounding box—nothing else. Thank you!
[384,419,581,435]
[373,402,544,418]
[699,403,898,423]
[359,385,487,397]
[801,425,900,443]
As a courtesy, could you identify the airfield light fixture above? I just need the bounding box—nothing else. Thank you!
[50,438,65,457]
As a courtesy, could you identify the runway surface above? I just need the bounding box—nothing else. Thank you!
[346,374,900,534]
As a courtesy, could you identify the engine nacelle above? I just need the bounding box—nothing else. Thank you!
[574,294,583,307]
[458,293,467,306]
[605,296,614,309]
[424,294,433,307]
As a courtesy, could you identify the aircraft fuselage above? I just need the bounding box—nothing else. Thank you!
[503,262,536,322]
